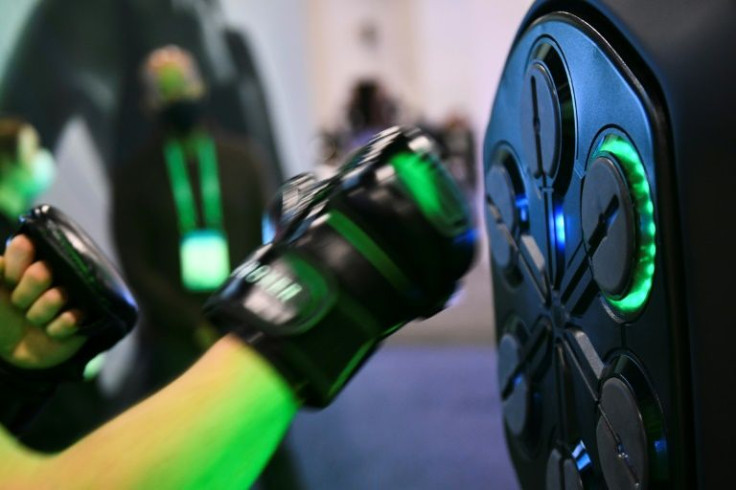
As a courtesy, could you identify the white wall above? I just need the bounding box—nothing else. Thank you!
[307,0,418,128]
[220,0,319,177]
[307,0,532,140]
[41,119,114,257]
[410,0,532,139]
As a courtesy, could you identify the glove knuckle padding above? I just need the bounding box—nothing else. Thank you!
[205,126,476,406]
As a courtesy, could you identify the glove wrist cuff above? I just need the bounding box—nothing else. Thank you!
[205,246,386,407]
[0,358,58,432]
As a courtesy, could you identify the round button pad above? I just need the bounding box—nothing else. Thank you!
[581,156,636,298]
[597,378,648,489]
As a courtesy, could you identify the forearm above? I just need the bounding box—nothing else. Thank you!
[0,336,299,489]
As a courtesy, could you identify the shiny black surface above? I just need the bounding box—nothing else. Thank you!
[18,205,138,351]
[516,4,736,484]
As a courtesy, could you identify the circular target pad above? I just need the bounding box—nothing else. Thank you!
[584,134,657,316]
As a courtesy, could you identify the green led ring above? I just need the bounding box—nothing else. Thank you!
[593,134,657,315]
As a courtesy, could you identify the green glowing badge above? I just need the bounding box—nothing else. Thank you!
[164,134,230,292]
[181,229,230,292]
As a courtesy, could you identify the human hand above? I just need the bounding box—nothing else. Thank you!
[0,235,85,370]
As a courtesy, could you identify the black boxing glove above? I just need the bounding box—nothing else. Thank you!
[0,205,138,431]
[204,126,476,407]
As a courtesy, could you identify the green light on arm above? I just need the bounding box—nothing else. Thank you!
[596,135,657,314]
[0,426,44,484]
[4,337,299,489]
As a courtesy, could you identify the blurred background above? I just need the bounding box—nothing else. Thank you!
[0,0,532,488]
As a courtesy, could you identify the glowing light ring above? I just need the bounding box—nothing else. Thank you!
[594,134,657,315]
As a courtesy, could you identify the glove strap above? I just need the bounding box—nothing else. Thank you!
[204,245,393,407]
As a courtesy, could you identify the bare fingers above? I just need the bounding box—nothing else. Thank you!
[3,235,36,286]
[11,260,53,310]
[3,237,82,337]
[26,286,68,326]
[46,309,82,339]
[9,320,85,368]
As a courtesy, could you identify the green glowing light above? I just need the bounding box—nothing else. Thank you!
[327,210,413,294]
[180,230,230,291]
[595,134,657,315]
[165,134,230,292]
[140,342,299,489]
[83,352,106,381]
[390,152,470,237]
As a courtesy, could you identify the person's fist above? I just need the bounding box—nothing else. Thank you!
[0,235,85,369]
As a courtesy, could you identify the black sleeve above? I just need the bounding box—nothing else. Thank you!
[110,162,204,334]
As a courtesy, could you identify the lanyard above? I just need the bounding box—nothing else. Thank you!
[164,134,224,235]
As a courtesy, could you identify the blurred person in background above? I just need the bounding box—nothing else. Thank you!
[345,78,398,150]
[315,78,399,177]
[438,113,476,192]
[112,44,271,402]
[0,0,284,188]
[401,112,477,198]
[0,118,55,244]
[111,45,299,489]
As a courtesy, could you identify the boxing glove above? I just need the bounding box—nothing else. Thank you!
[204,126,476,406]
[0,205,138,431]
